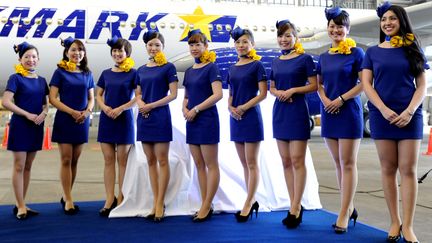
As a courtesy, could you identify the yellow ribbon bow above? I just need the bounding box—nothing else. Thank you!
[153,52,167,66]
[329,38,356,55]
[118,57,135,72]
[243,49,262,61]
[15,64,30,76]
[293,42,305,54]
[200,50,217,63]
[389,33,414,47]
[58,60,77,71]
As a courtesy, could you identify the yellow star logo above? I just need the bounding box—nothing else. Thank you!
[177,6,222,41]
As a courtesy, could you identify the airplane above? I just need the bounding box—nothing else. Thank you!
[0,0,431,133]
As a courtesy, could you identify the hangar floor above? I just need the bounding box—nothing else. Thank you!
[0,127,431,241]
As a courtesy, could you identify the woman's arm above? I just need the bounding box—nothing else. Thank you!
[184,81,223,121]
[141,82,178,113]
[228,88,241,120]
[96,87,112,116]
[325,72,363,114]
[362,69,398,123]
[391,72,426,127]
[236,81,267,116]
[2,91,39,122]
[49,86,82,121]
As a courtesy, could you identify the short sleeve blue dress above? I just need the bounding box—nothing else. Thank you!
[50,68,94,144]
[317,47,364,139]
[270,54,317,140]
[6,74,48,151]
[361,46,430,139]
[183,63,222,145]
[97,69,137,144]
[227,61,267,142]
[136,63,178,142]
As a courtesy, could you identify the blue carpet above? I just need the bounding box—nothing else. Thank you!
[0,201,387,242]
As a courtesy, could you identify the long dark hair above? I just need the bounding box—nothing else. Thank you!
[380,5,425,77]
[58,39,90,73]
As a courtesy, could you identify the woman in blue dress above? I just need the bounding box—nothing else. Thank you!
[362,3,428,242]
[49,37,94,215]
[183,29,222,222]
[317,7,364,233]
[2,42,48,219]
[269,20,317,228]
[96,36,137,217]
[227,27,267,222]
[136,30,178,221]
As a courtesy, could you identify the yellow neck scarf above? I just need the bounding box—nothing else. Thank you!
[15,64,32,76]
[58,60,77,72]
[152,52,167,66]
[329,38,356,55]
[200,50,217,63]
[241,49,261,61]
[387,33,414,47]
[117,57,135,72]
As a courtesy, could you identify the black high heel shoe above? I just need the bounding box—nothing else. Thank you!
[333,208,358,234]
[387,225,401,243]
[64,205,79,215]
[16,212,27,220]
[282,210,290,225]
[193,208,214,223]
[60,197,65,208]
[286,205,304,229]
[235,201,259,223]
[99,197,118,217]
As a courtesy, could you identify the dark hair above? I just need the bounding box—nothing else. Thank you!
[110,38,132,57]
[18,45,39,59]
[379,5,425,77]
[59,39,90,73]
[187,32,208,45]
[277,22,298,38]
[327,10,350,28]
[143,31,165,46]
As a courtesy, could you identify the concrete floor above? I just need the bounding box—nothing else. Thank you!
[1,127,431,241]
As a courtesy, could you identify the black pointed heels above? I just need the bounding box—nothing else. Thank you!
[235,201,259,223]
[333,208,358,234]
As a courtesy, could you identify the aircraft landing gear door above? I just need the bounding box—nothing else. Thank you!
[86,7,130,44]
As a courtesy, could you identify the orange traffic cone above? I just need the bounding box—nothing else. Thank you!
[43,126,52,150]
[423,127,432,155]
[2,123,9,148]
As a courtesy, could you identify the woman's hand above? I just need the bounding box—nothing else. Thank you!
[70,110,82,122]
[184,109,197,122]
[33,112,47,125]
[391,109,413,128]
[279,89,294,102]
[229,106,242,120]
[108,107,123,119]
[324,97,343,114]
[380,106,398,123]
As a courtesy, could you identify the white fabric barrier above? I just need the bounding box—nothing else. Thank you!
[110,90,322,218]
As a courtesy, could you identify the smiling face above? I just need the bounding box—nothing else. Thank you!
[277,28,296,50]
[380,10,400,37]
[235,35,254,56]
[19,48,39,70]
[146,38,163,58]
[189,41,207,58]
[66,42,85,64]
[327,19,349,44]
[111,46,127,64]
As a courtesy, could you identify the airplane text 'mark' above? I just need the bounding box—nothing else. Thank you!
[0,7,236,42]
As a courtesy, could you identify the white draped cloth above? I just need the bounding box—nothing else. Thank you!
[110,90,322,217]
